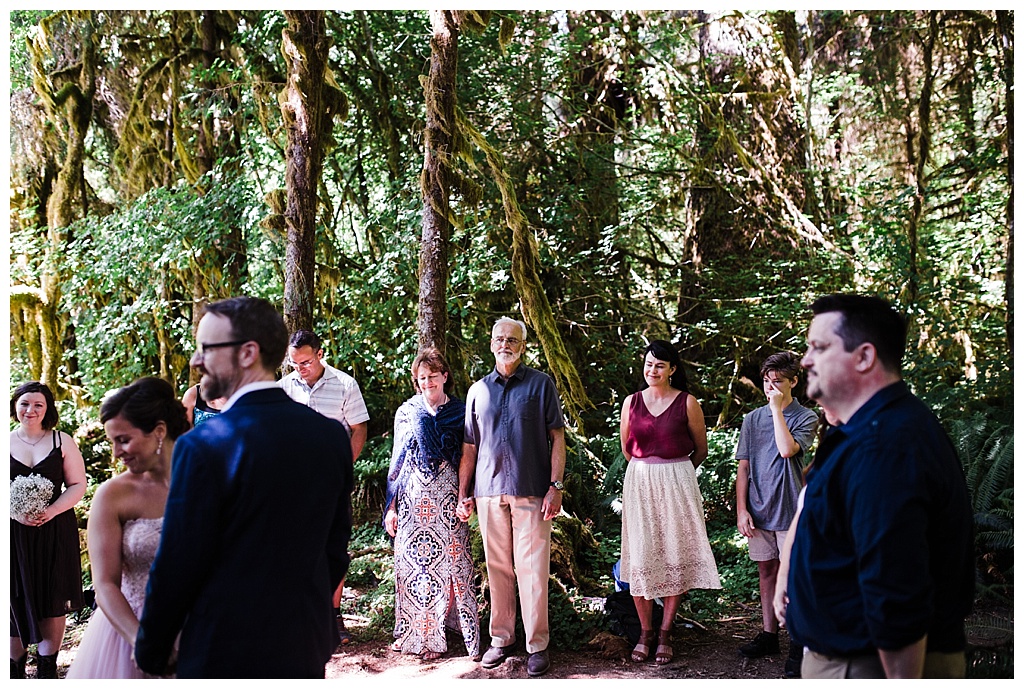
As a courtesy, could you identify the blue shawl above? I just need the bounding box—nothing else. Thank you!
[383,394,465,525]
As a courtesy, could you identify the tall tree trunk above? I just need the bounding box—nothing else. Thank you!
[28,11,96,398]
[281,11,330,333]
[417,9,459,354]
[996,10,1013,356]
[188,10,247,383]
[905,11,938,307]
[773,10,822,223]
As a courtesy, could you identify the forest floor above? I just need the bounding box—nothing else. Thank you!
[49,595,792,681]
[46,589,1012,680]
[322,602,795,681]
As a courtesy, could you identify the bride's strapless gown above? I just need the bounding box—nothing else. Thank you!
[67,518,170,679]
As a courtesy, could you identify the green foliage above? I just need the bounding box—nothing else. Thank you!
[8,11,51,93]
[693,430,760,620]
[950,409,1014,599]
[59,172,263,401]
[697,429,742,526]
[547,579,606,650]
[562,427,621,533]
[351,434,392,525]
[704,520,759,611]
[346,522,397,640]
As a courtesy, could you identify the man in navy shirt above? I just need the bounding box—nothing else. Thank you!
[457,317,566,677]
[785,294,973,678]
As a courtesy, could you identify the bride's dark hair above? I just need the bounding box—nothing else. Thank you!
[100,377,190,440]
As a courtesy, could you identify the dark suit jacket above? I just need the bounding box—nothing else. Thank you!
[135,387,353,678]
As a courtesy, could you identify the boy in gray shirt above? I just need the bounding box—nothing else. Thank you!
[735,351,818,675]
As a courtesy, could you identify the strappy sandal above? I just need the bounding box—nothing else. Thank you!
[421,650,445,661]
[631,629,656,662]
[655,628,674,665]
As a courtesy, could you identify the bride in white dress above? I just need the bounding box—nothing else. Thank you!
[67,378,189,679]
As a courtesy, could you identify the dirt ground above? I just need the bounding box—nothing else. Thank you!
[49,596,1011,680]
[323,604,795,681]
[51,599,790,680]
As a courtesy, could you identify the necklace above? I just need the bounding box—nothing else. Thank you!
[17,428,47,446]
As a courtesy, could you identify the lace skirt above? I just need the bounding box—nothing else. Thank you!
[620,458,722,600]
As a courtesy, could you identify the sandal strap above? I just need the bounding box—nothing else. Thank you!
[631,629,657,662]
[655,629,674,663]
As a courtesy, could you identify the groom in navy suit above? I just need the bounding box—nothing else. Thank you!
[135,297,353,678]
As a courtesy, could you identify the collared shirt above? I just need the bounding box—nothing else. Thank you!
[735,399,819,530]
[221,380,281,412]
[787,381,974,657]
[279,361,369,436]
[465,364,564,498]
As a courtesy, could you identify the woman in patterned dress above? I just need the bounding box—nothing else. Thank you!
[384,348,480,662]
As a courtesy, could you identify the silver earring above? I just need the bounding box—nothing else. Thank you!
[156,437,164,457]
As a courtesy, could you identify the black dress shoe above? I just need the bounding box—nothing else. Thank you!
[739,631,780,658]
[10,653,27,679]
[527,650,550,677]
[784,643,803,677]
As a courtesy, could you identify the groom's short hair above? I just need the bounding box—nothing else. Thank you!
[203,297,289,373]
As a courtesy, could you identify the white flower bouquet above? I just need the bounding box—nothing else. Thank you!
[10,474,54,522]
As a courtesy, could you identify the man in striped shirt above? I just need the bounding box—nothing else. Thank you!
[281,329,370,645]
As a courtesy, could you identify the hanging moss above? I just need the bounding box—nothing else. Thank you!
[457,110,594,427]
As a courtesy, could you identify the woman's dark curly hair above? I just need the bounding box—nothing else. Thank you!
[100,377,190,440]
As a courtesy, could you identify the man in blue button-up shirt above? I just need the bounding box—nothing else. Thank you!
[784,294,973,679]
[457,317,565,677]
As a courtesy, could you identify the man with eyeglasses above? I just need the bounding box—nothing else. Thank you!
[279,329,369,645]
[135,297,353,677]
[456,316,565,677]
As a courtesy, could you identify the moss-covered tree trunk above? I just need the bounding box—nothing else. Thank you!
[188,10,247,383]
[903,11,939,308]
[281,11,330,333]
[23,10,96,398]
[417,10,459,354]
[996,10,1013,356]
[460,113,594,424]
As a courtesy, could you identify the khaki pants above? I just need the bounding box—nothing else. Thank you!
[803,648,966,679]
[477,495,551,653]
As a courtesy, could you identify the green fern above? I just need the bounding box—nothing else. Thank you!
[950,412,1014,591]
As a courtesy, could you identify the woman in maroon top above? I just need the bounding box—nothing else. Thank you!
[618,341,721,665]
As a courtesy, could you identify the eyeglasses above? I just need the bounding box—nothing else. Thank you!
[289,358,318,370]
[492,336,522,346]
[196,340,250,357]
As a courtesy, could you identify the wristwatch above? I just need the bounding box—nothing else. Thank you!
[550,480,564,491]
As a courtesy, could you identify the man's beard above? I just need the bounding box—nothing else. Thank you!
[201,373,234,401]
[495,350,521,366]
[201,356,241,401]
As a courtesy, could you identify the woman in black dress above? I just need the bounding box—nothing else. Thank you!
[10,382,87,678]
